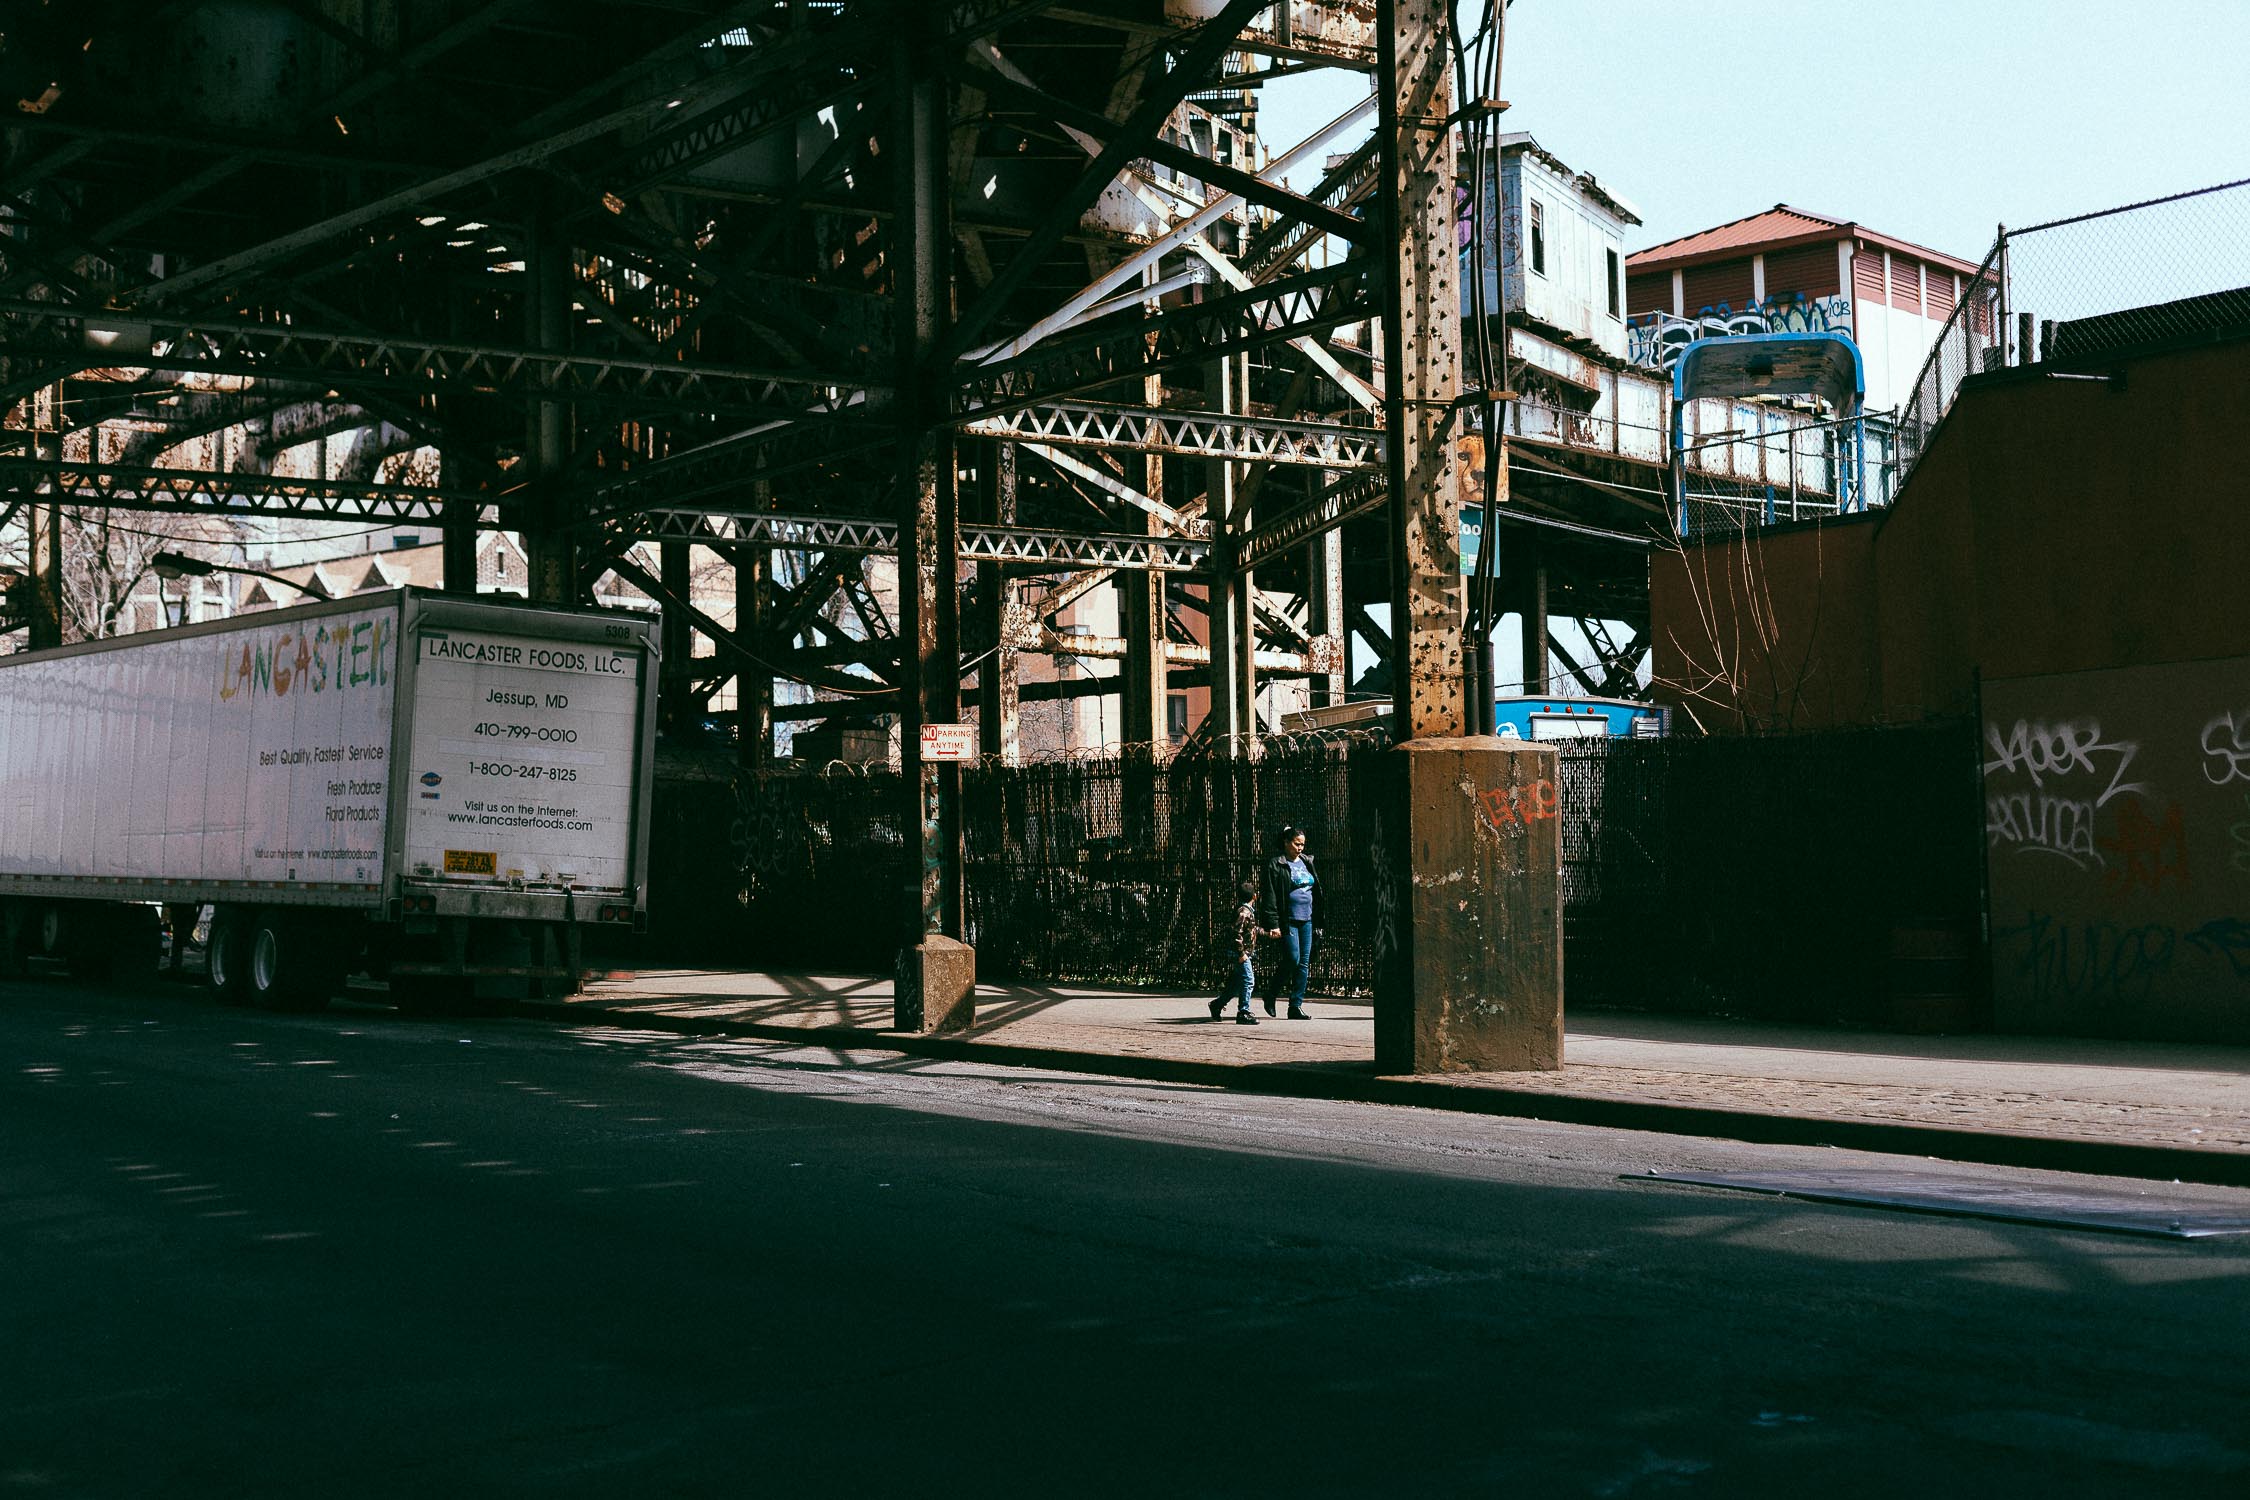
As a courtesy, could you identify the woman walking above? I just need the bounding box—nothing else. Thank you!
[1259,825,1319,1019]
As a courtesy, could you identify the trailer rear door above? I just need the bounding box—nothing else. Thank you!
[400,624,647,892]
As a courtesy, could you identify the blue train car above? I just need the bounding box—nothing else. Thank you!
[1282,695,1670,739]
[1494,696,1669,741]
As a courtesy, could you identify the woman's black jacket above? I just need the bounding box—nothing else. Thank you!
[1258,853,1319,931]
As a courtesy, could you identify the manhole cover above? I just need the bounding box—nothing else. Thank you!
[1633,1168,2250,1239]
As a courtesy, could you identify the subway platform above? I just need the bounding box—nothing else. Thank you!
[525,969,2250,1188]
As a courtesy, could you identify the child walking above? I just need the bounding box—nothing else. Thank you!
[1210,878,1278,1024]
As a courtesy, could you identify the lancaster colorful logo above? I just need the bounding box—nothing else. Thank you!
[217,615,392,702]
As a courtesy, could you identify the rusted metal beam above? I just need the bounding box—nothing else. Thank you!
[940,0,1272,363]
[1377,0,1465,738]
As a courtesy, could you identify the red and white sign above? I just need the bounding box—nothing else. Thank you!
[919,723,978,762]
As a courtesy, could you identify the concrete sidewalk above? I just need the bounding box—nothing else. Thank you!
[526,969,2250,1187]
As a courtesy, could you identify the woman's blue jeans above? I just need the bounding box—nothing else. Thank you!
[1282,920,1315,1007]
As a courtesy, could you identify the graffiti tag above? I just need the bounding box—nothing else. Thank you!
[2097,797,2192,896]
[2202,709,2250,786]
[1479,778,1560,833]
[1998,910,2176,1008]
[1985,791,2100,869]
[1369,807,1400,968]
[2185,918,2250,981]
[1626,292,1852,374]
[1983,718,2149,807]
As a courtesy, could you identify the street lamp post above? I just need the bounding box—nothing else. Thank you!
[150,552,330,626]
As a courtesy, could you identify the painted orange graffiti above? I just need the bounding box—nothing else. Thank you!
[1479,779,1559,832]
[2099,796,2191,896]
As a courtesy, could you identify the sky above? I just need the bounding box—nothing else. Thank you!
[1258,0,2250,264]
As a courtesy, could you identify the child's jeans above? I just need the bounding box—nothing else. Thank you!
[1231,957,1255,1016]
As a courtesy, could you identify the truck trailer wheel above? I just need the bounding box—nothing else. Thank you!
[245,912,328,1011]
[207,910,253,1006]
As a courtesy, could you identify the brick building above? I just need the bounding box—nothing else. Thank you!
[1625,205,1980,413]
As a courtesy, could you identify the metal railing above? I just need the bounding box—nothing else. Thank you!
[1894,176,2250,494]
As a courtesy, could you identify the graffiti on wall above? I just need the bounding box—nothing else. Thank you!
[1982,658,2250,1039]
[1626,292,1853,374]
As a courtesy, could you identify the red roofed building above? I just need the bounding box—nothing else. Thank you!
[1624,206,1981,413]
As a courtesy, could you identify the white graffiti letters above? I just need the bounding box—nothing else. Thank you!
[2200,708,2250,786]
[1985,791,2100,869]
[1983,718,2148,808]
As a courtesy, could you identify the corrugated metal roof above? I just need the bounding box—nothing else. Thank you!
[1628,204,1981,277]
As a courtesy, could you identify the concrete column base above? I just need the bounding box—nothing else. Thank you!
[1373,738,1564,1074]
[896,935,977,1033]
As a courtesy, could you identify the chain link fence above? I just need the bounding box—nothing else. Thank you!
[1896,176,2250,491]
[643,718,1985,1025]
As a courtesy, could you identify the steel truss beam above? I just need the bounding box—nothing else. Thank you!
[951,61,1369,246]
[0,302,879,420]
[962,401,1381,471]
[955,260,1374,417]
[612,29,870,194]
[1242,141,1379,281]
[941,0,1273,361]
[1236,469,1385,571]
[0,455,473,521]
[959,523,1207,572]
[602,507,1209,572]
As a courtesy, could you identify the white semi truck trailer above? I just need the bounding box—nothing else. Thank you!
[0,589,660,1008]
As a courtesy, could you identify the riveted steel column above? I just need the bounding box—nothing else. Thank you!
[1309,519,1345,707]
[24,422,62,648]
[738,531,772,771]
[894,5,972,1030]
[1122,345,1168,759]
[977,442,1021,764]
[1520,543,1548,695]
[1377,0,1465,738]
[660,540,694,731]
[1369,0,1558,1075]
[1203,353,1242,753]
[522,196,579,606]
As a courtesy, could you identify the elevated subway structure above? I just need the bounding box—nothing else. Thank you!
[0,2,1834,1031]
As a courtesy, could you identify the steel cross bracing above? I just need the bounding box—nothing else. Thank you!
[599,507,1210,573]
[954,260,1376,417]
[0,456,472,522]
[960,402,1382,471]
[612,30,870,194]
[0,303,882,421]
[1236,469,1386,571]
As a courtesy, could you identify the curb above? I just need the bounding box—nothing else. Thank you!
[521,1000,2250,1190]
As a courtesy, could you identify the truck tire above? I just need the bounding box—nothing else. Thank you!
[207,910,253,1006]
[245,911,328,1012]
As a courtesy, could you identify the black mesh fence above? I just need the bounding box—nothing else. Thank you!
[1560,719,1985,1022]
[649,718,1984,1023]
[1896,176,2250,492]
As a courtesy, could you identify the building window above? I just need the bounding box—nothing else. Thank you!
[1166,693,1189,742]
[1606,248,1621,317]
[1529,201,1546,277]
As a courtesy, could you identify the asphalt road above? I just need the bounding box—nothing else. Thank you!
[6,976,2250,1497]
